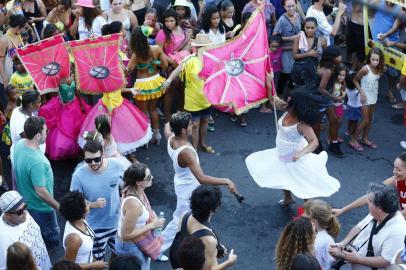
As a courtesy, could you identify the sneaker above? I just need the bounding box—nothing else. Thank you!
[157,255,169,262]
[329,142,344,158]
[313,144,324,154]
[401,141,406,150]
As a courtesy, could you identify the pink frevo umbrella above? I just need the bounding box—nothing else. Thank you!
[17,34,70,94]
[199,9,271,115]
[68,34,125,93]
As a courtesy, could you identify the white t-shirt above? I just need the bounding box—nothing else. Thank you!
[0,213,51,270]
[306,6,333,45]
[350,212,406,270]
[314,229,335,270]
[200,29,226,45]
[78,16,107,40]
[346,88,362,108]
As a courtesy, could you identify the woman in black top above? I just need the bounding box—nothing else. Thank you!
[22,0,47,35]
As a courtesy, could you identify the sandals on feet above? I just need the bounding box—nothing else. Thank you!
[278,199,295,207]
[198,145,215,154]
[362,140,377,149]
[348,142,363,152]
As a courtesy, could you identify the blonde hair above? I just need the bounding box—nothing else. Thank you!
[305,199,341,238]
[275,217,315,270]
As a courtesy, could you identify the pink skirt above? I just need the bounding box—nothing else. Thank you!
[78,99,152,155]
[39,97,91,160]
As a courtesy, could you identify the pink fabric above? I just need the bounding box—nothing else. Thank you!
[39,96,91,160]
[269,47,283,73]
[79,98,151,154]
[156,29,186,55]
[16,35,70,94]
[68,34,125,93]
[199,9,271,114]
[298,31,308,52]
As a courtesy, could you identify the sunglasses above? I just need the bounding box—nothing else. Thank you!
[84,156,102,164]
[7,204,28,216]
[145,174,153,182]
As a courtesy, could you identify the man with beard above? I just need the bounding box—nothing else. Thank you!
[13,116,60,250]
[70,140,129,260]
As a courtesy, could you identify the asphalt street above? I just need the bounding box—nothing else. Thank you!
[48,77,405,270]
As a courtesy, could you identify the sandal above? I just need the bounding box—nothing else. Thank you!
[230,115,238,122]
[198,145,215,154]
[278,199,295,207]
[348,141,364,152]
[362,140,377,149]
[240,120,247,127]
[392,103,405,110]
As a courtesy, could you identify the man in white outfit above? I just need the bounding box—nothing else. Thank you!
[158,111,238,260]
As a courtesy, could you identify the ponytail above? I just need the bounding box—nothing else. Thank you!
[326,215,340,239]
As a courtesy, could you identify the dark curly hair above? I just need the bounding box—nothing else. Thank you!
[319,45,341,70]
[366,47,385,75]
[162,9,179,50]
[52,260,82,270]
[59,191,87,222]
[130,26,151,62]
[275,217,315,270]
[42,24,59,39]
[101,21,123,36]
[287,90,321,125]
[201,6,224,34]
[190,185,222,224]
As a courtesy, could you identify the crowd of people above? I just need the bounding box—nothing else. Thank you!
[0,0,405,269]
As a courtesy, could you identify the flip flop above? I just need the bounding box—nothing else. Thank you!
[362,140,377,149]
[348,142,364,152]
[240,121,247,127]
[278,199,295,207]
[198,145,215,154]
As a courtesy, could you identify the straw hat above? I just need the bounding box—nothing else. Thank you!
[173,0,194,8]
[191,34,213,47]
[75,0,95,8]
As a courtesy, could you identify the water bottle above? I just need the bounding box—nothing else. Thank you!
[155,212,164,236]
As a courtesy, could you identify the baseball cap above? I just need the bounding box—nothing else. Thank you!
[0,191,25,213]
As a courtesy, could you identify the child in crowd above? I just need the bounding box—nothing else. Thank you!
[352,47,385,150]
[94,113,120,158]
[173,0,196,33]
[261,34,283,113]
[9,54,34,95]
[304,199,340,270]
[345,72,363,151]
[330,64,347,143]
[246,91,340,206]
[200,6,226,44]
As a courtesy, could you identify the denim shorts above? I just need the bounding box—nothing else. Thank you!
[115,236,150,270]
[345,105,362,121]
[189,107,212,121]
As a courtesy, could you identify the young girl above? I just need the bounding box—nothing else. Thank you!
[94,113,120,157]
[352,47,384,149]
[345,72,363,151]
[173,0,196,33]
[245,91,340,206]
[304,199,340,270]
[200,6,226,45]
[331,64,347,143]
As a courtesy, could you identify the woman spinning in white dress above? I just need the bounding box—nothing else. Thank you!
[245,91,340,206]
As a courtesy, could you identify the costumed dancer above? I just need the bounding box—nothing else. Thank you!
[126,25,168,145]
[245,90,340,206]
[38,77,91,160]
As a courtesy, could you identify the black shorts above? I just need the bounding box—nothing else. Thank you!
[346,21,368,62]
[189,107,212,121]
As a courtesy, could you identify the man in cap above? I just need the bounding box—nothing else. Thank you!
[0,190,51,270]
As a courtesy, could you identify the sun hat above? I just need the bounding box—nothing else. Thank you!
[191,34,213,47]
[173,0,194,8]
[0,190,25,213]
[75,0,95,8]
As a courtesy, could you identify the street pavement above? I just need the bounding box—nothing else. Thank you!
[50,79,405,269]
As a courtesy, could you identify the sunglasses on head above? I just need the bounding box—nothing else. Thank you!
[7,204,28,216]
[84,156,102,164]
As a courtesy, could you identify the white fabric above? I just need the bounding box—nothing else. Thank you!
[360,65,380,105]
[314,229,335,270]
[245,113,340,199]
[167,135,200,200]
[117,196,149,239]
[306,6,332,46]
[63,220,95,264]
[199,29,226,45]
[100,0,110,11]
[350,212,406,270]
[391,247,404,264]
[346,88,362,108]
[107,14,131,41]
[0,213,51,270]
[78,16,107,40]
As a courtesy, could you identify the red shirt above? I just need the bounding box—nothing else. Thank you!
[396,180,406,210]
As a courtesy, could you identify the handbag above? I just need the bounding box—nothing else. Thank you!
[131,193,163,260]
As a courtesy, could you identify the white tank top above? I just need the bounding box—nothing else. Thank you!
[167,135,200,199]
[117,195,149,239]
[360,65,380,105]
[63,220,95,264]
